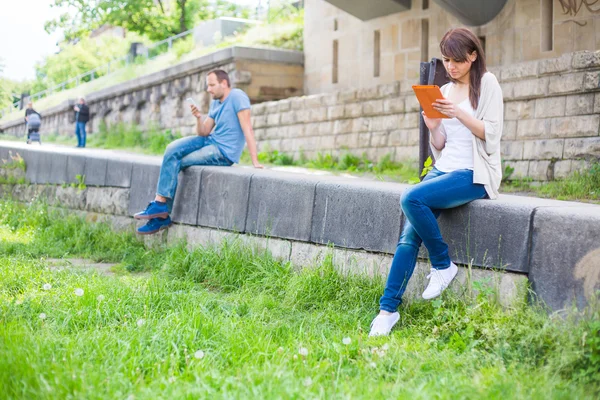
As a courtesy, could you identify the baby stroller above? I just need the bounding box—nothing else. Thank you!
[26,113,42,145]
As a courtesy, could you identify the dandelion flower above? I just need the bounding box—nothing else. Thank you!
[342,337,351,345]
[293,355,298,360]
[137,319,145,327]
[39,313,47,320]
[277,347,284,354]
[74,288,84,297]
[303,377,313,387]
[299,347,309,357]
[194,350,205,359]
[43,283,52,290]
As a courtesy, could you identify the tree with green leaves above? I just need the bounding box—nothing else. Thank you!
[45,0,251,42]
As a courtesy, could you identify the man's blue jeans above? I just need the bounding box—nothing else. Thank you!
[75,122,87,147]
[379,168,487,312]
[156,135,233,212]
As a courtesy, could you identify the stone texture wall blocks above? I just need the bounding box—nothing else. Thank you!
[572,50,600,69]
[523,139,564,160]
[565,94,595,115]
[534,97,565,118]
[564,137,600,158]
[548,73,584,95]
[356,87,379,100]
[501,140,524,160]
[333,119,353,134]
[344,103,363,118]
[550,115,600,138]
[505,100,535,120]
[267,113,280,126]
[539,53,573,75]
[362,100,384,116]
[501,61,539,81]
[309,108,327,122]
[280,111,296,125]
[514,77,549,98]
[583,71,600,90]
[517,119,551,139]
[327,105,345,120]
[377,82,401,98]
[383,97,405,113]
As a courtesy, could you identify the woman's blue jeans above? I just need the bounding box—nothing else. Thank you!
[156,135,233,212]
[379,168,487,312]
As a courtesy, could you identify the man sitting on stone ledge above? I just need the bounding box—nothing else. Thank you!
[135,69,264,235]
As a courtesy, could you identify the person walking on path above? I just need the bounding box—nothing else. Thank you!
[134,69,263,235]
[369,28,504,336]
[24,102,42,143]
[73,97,90,148]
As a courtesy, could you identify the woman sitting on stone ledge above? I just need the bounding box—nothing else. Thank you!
[369,28,504,336]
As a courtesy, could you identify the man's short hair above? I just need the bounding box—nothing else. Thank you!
[207,69,230,88]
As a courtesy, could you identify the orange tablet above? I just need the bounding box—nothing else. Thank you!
[412,85,450,119]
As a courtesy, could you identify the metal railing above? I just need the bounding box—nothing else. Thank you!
[1,27,196,118]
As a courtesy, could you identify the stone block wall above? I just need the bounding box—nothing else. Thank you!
[253,50,600,180]
[0,46,304,139]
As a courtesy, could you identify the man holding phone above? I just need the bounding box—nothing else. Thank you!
[134,69,263,235]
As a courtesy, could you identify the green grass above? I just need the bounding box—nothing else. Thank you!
[241,149,420,183]
[502,162,600,202]
[0,198,599,398]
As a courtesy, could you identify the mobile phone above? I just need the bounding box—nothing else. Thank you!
[186,97,198,107]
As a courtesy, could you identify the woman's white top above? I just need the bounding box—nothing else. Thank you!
[429,72,504,199]
[434,82,476,173]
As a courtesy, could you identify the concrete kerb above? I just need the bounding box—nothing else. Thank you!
[529,206,600,310]
[49,152,69,185]
[172,166,203,225]
[127,159,162,216]
[311,180,409,254]
[84,155,109,186]
[106,159,134,188]
[197,166,254,232]
[245,170,320,241]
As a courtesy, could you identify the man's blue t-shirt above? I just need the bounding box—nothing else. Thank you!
[208,88,251,163]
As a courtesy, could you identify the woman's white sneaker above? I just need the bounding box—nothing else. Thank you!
[368,312,400,337]
[422,262,458,300]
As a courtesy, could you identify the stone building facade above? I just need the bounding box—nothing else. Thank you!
[304,0,600,94]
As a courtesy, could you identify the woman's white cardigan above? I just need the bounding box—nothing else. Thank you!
[431,72,504,199]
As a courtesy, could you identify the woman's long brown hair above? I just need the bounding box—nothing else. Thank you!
[439,28,487,110]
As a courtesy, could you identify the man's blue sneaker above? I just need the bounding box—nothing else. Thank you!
[136,216,172,235]
[134,201,169,220]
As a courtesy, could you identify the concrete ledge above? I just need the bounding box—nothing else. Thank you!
[0,141,598,311]
[172,167,203,225]
[128,159,161,216]
[311,181,406,253]
[245,171,318,241]
[197,166,253,232]
[530,207,600,310]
